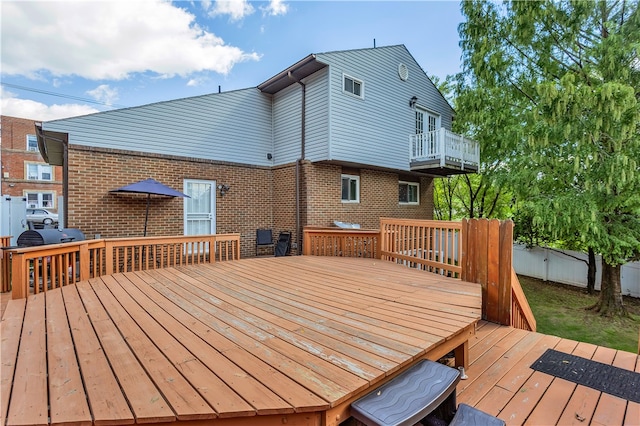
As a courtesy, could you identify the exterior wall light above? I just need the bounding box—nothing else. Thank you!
[409,96,418,108]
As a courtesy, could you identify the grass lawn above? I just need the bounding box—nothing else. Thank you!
[518,275,640,354]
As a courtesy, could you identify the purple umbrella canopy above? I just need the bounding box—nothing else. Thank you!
[110,178,190,236]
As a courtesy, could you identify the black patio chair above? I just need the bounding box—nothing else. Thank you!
[256,229,274,256]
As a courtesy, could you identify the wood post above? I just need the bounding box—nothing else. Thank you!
[11,253,26,299]
[461,219,514,326]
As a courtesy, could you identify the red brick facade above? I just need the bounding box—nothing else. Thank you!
[66,145,433,258]
[1,116,64,208]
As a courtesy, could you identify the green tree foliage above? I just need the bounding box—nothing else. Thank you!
[459,0,640,316]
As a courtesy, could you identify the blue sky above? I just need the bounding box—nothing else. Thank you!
[1,0,465,121]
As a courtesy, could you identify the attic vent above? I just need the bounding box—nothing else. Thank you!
[398,63,409,81]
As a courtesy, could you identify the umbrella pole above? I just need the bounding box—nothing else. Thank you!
[144,194,150,237]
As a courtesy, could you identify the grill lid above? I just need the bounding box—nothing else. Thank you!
[17,229,86,247]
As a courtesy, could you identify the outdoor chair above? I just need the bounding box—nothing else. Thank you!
[256,229,274,256]
[275,232,292,257]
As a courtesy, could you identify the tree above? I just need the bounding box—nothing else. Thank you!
[459,0,640,316]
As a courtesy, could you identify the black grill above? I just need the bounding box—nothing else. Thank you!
[17,229,86,247]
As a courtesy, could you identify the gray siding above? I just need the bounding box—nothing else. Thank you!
[43,88,274,166]
[315,45,454,171]
[273,84,302,164]
[304,68,330,162]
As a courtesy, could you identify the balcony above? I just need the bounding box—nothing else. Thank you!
[410,128,480,175]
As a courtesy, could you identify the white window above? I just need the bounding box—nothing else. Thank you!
[27,134,38,152]
[341,174,360,203]
[399,181,419,205]
[26,163,53,181]
[343,74,363,98]
[26,192,54,208]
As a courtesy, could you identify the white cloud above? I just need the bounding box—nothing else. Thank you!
[1,1,260,81]
[86,85,119,106]
[1,88,100,121]
[209,0,255,21]
[262,0,288,16]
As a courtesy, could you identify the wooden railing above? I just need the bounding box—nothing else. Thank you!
[302,218,536,332]
[302,227,380,258]
[6,234,240,299]
[1,236,11,292]
[380,218,462,278]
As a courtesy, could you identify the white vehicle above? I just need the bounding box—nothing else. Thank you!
[26,208,59,225]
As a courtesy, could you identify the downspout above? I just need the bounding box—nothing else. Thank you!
[288,71,306,254]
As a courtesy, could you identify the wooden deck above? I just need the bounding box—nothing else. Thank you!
[1,256,481,426]
[460,321,640,425]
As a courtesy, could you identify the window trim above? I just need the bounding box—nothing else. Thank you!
[342,74,364,99]
[25,191,56,209]
[26,134,38,152]
[341,174,360,203]
[25,162,53,181]
[398,181,420,205]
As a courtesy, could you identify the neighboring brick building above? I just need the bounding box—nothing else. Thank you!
[1,115,63,209]
[37,45,477,258]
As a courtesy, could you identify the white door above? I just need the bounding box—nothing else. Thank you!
[184,180,216,235]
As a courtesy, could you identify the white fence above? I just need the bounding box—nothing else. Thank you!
[513,244,640,298]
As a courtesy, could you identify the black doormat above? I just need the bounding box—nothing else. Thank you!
[531,349,640,403]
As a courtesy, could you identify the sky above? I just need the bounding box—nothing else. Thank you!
[1,0,466,122]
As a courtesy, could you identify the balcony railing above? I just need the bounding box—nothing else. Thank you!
[409,128,480,173]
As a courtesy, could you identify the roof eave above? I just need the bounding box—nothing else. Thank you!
[257,54,327,94]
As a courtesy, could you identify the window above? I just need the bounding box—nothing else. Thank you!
[27,134,38,152]
[399,181,419,204]
[26,192,54,208]
[341,174,360,203]
[343,74,363,98]
[26,163,53,181]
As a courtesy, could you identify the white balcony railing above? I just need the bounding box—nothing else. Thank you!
[409,128,480,170]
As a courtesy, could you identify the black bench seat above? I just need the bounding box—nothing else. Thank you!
[350,360,460,426]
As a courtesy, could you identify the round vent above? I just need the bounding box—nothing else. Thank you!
[398,63,409,81]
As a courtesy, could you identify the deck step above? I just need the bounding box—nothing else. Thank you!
[351,360,460,426]
[449,403,505,426]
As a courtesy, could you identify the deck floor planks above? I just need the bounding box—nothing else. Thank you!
[211,260,470,346]
[146,267,372,395]
[194,262,462,346]
[60,285,134,426]
[457,330,544,407]
[1,299,26,425]
[127,271,344,412]
[75,281,175,424]
[172,266,399,378]
[89,277,217,421]
[118,272,331,415]
[189,265,430,359]
[176,264,445,351]
[127,271,352,407]
[7,294,48,426]
[624,358,640,425]
[111,272,294,417]
[464,322,640,426]
[45,289,93,426]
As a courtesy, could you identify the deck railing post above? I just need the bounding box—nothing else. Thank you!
[11,252,27,299]
[105,240,114,275]
[79,242,90,282]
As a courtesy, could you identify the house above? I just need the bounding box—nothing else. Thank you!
[1,115,64,209]
[36,45,479,257]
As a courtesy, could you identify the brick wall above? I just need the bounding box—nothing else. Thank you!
[66,146,434,258]
[303,162,434,229]
[68,146,272,258]
[1,116,63,207]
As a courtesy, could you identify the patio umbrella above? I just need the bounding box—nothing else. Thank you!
[110,178,190,236]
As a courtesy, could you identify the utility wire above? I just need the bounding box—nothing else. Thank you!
[1,82,127,108]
